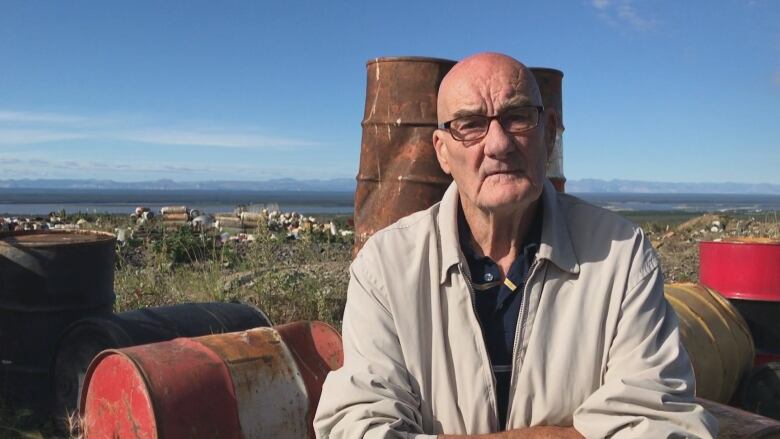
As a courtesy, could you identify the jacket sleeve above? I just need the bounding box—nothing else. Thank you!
[314,251,437,439]
[572,243,719,439]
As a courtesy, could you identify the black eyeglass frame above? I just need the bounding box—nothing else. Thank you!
[437,105,545,142]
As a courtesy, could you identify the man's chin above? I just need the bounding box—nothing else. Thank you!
[476,188,540,212]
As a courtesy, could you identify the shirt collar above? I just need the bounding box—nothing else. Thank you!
[438,179,580,285]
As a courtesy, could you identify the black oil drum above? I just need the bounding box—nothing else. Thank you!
[0,230,116,409]
[52,301,272,418]
[739,362,780,421]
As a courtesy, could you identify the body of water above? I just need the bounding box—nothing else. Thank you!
[0,189,354,216]
[0,189,778,216]
[573,192,780,213]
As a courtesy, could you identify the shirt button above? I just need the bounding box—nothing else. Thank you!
[484,273,494,282]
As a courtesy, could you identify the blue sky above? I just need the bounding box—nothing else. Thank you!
[1,0,778,184]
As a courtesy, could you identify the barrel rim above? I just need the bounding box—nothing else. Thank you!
[701,238,780,246]
[0,229,116,248]
[529,67,564,77]
[366,56,457,67]
[53,316,133,370]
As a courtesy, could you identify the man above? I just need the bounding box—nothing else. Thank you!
[315,53,717,438]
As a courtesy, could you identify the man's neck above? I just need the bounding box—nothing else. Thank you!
[460,197,540,277]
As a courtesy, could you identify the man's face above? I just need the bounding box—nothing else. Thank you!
[433,55,551,215]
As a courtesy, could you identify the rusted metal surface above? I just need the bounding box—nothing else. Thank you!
[664,283,754,403]
[697,397,780,438]
[353,56,456,255]
[700,239,780,302]
[275,321,344,438]
[196,328,309,439]
[530,67,566,193]
[82,353,158,439]
[53,302,272,421]
[0,230,116,408]
[81,338,242,439]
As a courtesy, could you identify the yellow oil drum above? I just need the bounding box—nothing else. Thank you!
[664,283,754,403]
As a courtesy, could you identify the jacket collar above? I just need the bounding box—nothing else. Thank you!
[438,179,580,285]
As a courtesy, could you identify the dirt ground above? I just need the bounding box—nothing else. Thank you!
[635,212,780,283]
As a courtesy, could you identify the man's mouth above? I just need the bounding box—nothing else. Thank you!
[484,169,522,179]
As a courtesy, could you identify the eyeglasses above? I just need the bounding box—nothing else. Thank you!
[438,106,544,142]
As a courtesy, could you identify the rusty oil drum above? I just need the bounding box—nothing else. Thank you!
[664,283,754,403]
[52,302,272,421]
[81,321,343,438]
[0,230,116,408]
[530,67,565,192]
[353,56,456,255]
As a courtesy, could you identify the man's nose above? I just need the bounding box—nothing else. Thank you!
[482,119,514,158]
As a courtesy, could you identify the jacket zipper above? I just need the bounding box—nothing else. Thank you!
[457,257,500,431]
[504,257,542,428]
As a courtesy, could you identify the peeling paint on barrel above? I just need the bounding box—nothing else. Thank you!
[276,321,344,438]
[196,328,309,438]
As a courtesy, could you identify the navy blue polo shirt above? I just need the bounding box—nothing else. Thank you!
[458,208,542,430]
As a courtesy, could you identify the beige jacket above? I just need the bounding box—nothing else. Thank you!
[314,181,717,438]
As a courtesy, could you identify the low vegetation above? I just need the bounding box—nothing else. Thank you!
[1,210,779,437]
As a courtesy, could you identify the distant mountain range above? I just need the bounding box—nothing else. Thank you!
[565,179,780,195]
[0,178,358,192]
[0,178,779,195]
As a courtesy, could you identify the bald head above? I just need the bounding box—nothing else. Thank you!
[431,52,555,219]
[437,53,542,124]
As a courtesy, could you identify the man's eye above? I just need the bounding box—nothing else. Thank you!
[453,118,484,131]
[503,110,532,124]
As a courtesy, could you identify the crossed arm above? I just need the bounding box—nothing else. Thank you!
[439,426,583,438]
[314,255,585,438]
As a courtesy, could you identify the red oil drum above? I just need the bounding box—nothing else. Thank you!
[700,238,780,301]
[701,239,780,367]
[81,323,343,439]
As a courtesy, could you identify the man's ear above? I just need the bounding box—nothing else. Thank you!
[543,109,558,158]
[432,130,452,175]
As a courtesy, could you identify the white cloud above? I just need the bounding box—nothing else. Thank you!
[0,109,323,149]
[116,129,322,149]
[590,0,657,31]
[0,110,89,125]
[616,3,655,30]
[0,155,254,175]
[0,129,87,144]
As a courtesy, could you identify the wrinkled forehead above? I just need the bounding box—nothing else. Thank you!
[438,60,541,121]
